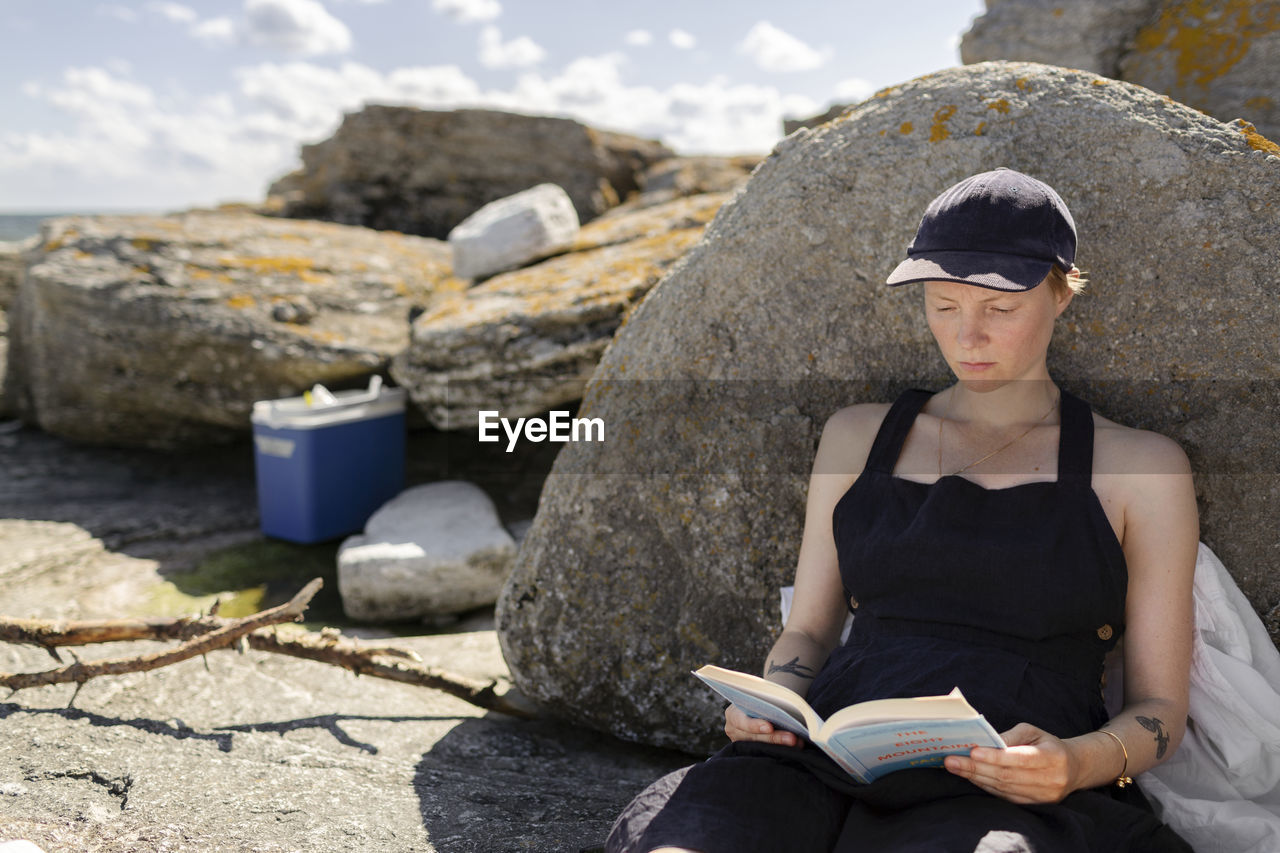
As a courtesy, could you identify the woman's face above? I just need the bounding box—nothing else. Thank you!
[923,278,1071,391]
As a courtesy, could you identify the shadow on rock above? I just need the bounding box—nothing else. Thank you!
[215,711,476,755]
[0,701,236,752]
[414,714,691,853]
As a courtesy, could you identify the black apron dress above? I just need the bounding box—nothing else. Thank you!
[608,388,1193,853]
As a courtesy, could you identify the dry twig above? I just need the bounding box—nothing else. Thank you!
[0,579,322,693]
[0,585,538,719]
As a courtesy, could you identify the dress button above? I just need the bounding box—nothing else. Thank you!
[1096,624,1113,640]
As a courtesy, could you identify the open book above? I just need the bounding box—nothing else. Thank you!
[694,664,1006,783]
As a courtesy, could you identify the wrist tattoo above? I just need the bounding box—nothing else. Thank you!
[1137,716,1170,759]
[767,656,816,680]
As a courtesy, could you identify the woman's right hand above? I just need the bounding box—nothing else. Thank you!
[724,704,802,747]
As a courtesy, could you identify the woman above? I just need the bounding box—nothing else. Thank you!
[607,168,1198,852]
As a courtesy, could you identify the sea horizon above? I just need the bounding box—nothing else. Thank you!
[0,209,169,242]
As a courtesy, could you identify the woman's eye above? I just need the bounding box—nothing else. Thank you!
[990,307,1014,314]
[932,305,955,312]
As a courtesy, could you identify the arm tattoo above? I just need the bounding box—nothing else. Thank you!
[1137,716,1170,759]
[767,656,816,680]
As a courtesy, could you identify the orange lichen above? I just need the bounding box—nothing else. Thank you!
[130,238,157,251]
[226,294,256,309]
[1053,7,1064,16]
[1015,77,1031,90]
[975,121,987,136]
[930,105,957,142]
[1236,120,1280,154]
[899,121,914,134]
[987,99,1011,113]
[1245,95,1275,110]
[1131,0,1280,89]
[1092,79,1109,86]
[218,255,320,276]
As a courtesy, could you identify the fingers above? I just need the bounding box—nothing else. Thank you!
[999,722,1047,747]
[723,705,801,747]
[943,734,1072,804]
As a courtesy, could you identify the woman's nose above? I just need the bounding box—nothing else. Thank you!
[956,312,988,349]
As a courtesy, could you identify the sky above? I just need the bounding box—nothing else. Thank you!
[0,0,986,212]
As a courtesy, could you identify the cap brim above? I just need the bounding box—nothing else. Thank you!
[885,251,1056,292]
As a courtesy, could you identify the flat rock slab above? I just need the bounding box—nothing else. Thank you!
[0,632,686,853]
[394,192,729,430]
[5,211,455,449]
[0,425,688,852]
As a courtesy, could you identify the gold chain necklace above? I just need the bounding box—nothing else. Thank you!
[938,389,1060,477]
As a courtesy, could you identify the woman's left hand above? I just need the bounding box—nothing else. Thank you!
[943,723,1078,804]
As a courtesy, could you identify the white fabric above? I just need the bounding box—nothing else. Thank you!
[779,541,1280,853]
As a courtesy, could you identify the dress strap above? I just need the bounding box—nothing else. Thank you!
[1057,388,1094,485]
[865,388,935,474]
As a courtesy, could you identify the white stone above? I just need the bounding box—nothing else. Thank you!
[448,183,580,280]
[337,481,517,621]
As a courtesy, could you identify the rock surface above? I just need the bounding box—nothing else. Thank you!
[1119,0,1280,144]
[449,183,580,281]
[269,106,673,239]
[393,191,731,430]
[632,155,760,208]
[0,237,35,309]
[4,211,455,449]
[960,0,1280,141]
[496,61,1280,752]
[960,0,1158,74]
[0,424,688,852]
[338,481,517,621]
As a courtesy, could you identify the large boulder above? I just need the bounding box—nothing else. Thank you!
[1119,0,1280,145]
[268,106,673,238]
[495,61,1280,752]
[4,212,454,448]
[960,0,1280,141]
[392,191,731,430]
[0,236,36,309]
[960,0,1159,74]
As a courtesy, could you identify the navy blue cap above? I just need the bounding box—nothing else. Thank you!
[886,167,1077,292]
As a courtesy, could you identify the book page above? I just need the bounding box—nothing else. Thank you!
[692,671,812,740]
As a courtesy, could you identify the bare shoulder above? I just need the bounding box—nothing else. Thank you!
[817,402,894,476]
[1091,412,1193,478]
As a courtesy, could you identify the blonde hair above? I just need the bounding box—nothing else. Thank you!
[1047,265,1087,299]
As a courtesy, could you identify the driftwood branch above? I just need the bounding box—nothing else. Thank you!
[246,627,537,719]
[0,613,225,648]
[0,579,321,692]
[0,587,538,719]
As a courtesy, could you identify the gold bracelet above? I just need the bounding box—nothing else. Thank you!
[1099,729,1133,788]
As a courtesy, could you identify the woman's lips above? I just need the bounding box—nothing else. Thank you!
[958,362,995,371]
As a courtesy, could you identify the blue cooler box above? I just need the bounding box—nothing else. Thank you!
[252,378,406,543]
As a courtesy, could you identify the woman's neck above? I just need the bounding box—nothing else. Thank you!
[942,377,1060,431]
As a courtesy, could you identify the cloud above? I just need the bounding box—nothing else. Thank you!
[624,29,651,47]
[149,2,198,23]
[433,0,501,24]
[738,21,831,72]
[834,78,874,102]
[96,5,139,22]
[668,29,696,50]
[2,53,816,208]
[193,17,238,47]
[478,26,545,69]
[243,0,352,56]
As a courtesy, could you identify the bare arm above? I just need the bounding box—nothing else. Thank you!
[725,405,883,746]
[946,430,1197,802]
